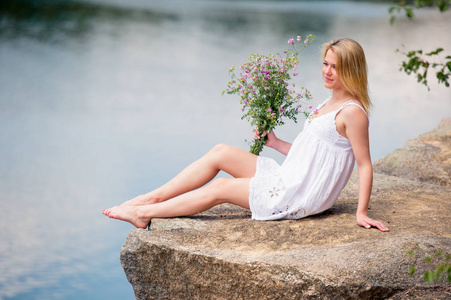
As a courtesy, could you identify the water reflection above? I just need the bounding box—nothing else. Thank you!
[0,1,450,299]
[0,0,172,43]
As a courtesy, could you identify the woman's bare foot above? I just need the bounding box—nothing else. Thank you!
[102,206,151,229]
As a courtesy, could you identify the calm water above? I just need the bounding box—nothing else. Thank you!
[0,0,450,299]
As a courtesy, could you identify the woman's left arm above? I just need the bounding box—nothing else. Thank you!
[340,106,389,232]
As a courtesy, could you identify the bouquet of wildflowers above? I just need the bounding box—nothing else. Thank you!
[224,35,315,155]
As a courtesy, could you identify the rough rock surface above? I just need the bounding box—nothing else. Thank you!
[374,118,451,187]
[121,119,451,299]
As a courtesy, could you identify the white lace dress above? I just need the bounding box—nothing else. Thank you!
[249,98,368,220]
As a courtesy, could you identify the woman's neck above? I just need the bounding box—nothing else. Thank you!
[330,88,352,103]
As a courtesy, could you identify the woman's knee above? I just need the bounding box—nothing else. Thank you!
[210,143,232,155]
[207,143,232,162]
[207,177,230,204]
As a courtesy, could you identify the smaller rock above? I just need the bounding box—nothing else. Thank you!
[374,118,451,186]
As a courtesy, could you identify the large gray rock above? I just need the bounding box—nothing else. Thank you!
[121,119,451,299]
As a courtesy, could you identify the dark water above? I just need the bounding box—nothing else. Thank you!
[0,0,450,299]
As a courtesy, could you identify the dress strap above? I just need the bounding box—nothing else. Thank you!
[336,100,369,124]
[338,100,368,116]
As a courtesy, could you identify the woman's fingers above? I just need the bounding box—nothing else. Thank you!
[357,216,389,232]
[253,128,268,140]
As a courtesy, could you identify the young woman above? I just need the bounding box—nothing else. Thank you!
[103,38,389,232]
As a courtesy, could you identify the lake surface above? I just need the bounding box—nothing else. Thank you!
[0,0,450,299]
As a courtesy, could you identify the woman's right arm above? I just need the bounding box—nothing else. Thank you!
[255,130,292,156]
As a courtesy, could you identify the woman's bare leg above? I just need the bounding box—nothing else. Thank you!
[104,177,251,228]
[116,144,257,207]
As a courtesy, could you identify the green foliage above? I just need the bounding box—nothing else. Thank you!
[396,47,451,90]
[389,0,450,90]
[407,250,451,284]
[389,0,450,24]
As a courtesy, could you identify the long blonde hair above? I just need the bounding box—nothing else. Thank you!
[322,38,372,115]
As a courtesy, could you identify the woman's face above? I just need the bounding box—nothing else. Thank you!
[322,49,342,91]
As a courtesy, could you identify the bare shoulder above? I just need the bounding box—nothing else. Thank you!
[339,102,368,127]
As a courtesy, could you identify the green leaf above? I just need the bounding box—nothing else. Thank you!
[426,48,444,56]
[446,61,451,71]
[407,50,417,57]
[409,265,417,275]
[425,256,433,263]
[390,15,396,25]
[445,264,451,273]
[424,271,434,283]
[406,7,414,18]
[435,264,444,274]
[417,73,423,82]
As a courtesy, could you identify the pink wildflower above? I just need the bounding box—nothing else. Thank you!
[288,39,294,45]
[293,73,298,76]
[297,36,302,41]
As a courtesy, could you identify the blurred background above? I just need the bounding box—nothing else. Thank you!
[0,0,450,299]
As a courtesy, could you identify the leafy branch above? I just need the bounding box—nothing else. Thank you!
[389,0,450,24]
[395,47,451,90]
[389,0,450,90]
